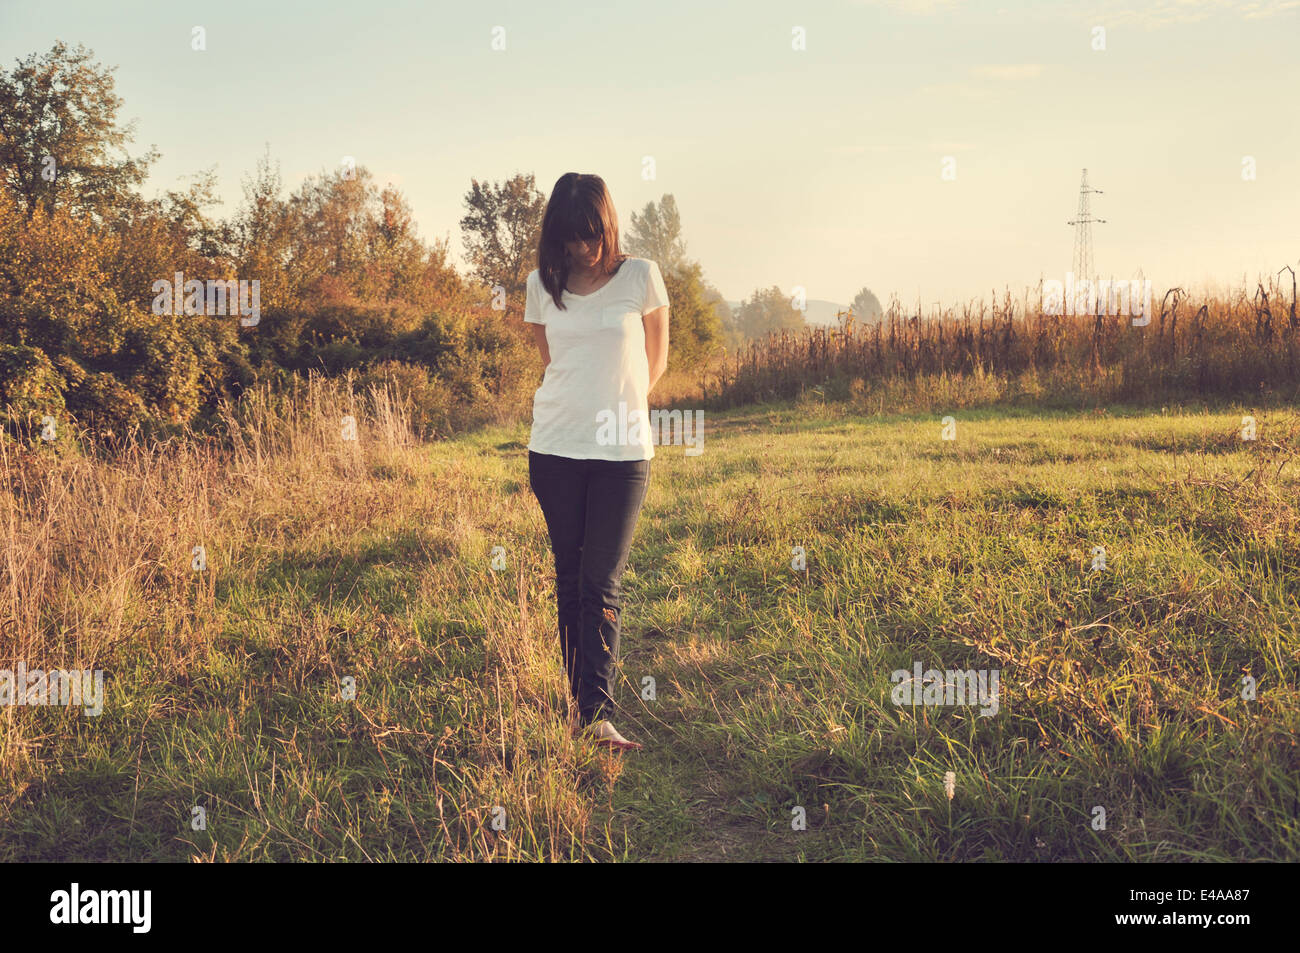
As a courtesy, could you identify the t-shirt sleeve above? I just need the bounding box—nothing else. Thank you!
[642,260,670,315]
[524,271,544,325]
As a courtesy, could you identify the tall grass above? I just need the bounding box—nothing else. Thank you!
[701,271,1300,411]
[1,370,624,860]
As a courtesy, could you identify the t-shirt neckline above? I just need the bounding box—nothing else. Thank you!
[563,260,628,299]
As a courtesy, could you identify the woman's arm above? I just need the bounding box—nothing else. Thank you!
[643,305,669,394]
[529,322,550,368]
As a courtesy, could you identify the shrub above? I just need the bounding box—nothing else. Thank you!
[65,369,151,441]
[0,344,65,440]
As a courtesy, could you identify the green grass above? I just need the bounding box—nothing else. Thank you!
[4,400,1298,861]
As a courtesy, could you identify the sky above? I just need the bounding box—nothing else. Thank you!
[2,0,1298,308]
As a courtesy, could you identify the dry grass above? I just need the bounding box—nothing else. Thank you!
[695,273,1300,411]
[1,371,628,860]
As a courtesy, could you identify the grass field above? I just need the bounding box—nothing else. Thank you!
[3,387,1299,861]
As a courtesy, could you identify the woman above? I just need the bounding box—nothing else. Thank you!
[523,173,670,752]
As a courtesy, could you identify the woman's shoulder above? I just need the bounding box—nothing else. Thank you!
[618,256,656,275]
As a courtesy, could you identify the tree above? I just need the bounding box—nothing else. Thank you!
[734,286,806,341]
[660,260,723,367]
[233,146,295,314]
[700,286,737,348]
[360,185,428,303]
[158,167,228,259]
[850,286,884,324]
[0,42,157,222]
[624,194,687,273]
[458,173,545,313]
[285,165,378,298]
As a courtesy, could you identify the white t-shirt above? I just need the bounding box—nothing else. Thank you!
[524,257,670,461]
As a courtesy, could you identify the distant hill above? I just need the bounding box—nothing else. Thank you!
[725,298,851,328]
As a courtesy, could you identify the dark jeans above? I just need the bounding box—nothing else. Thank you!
[528,451,651,725]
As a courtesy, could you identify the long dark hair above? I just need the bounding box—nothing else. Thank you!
[537,173,628,310]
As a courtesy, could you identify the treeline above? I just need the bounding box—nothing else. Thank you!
[0,43,734,447]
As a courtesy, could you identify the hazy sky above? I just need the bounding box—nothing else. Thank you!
[3,0,1298,307]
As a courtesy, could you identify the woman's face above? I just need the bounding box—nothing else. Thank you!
[564,235,602,267]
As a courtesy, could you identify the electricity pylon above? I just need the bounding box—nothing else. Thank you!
[1068,168,1105,283]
